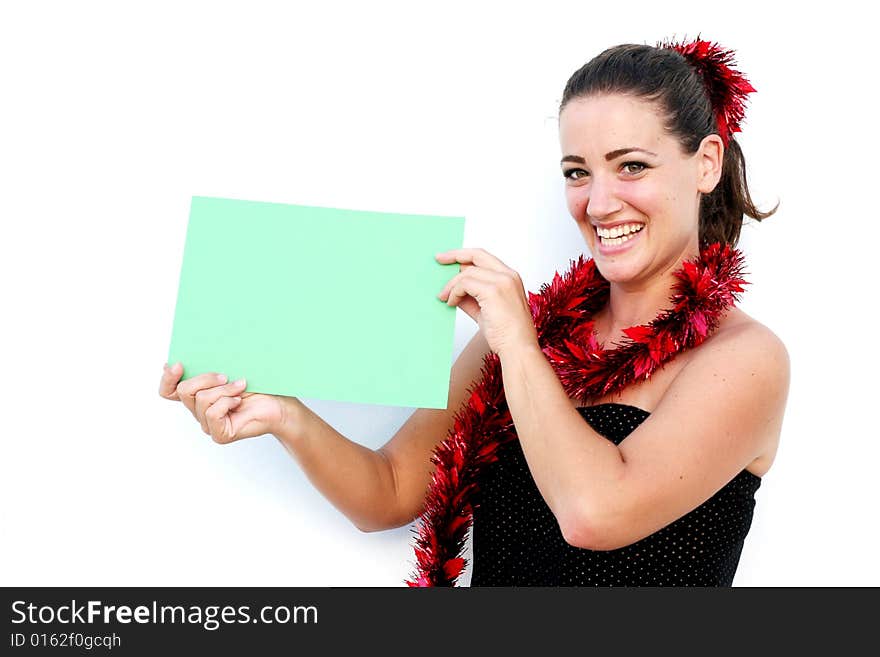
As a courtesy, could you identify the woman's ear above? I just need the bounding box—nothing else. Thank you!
[696,134,724,194]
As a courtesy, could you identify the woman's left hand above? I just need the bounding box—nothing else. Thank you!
[436,248,539,358]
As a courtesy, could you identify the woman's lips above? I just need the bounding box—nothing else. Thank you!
[595,225,644,256]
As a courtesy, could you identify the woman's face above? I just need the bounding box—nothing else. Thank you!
[558,93,721,285]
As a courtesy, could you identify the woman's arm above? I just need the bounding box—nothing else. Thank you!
[273,329,493,533]
[499,322,790,551]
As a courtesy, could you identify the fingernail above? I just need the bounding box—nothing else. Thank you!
[233,378,246,387]
[218,374,228,383]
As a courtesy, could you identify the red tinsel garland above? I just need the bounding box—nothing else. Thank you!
[405,242,748,587]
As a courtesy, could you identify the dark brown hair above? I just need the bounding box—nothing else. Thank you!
[559,43,777,248]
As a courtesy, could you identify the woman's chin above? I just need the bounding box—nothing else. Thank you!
[595,263,642,284]
[589,246,645,283]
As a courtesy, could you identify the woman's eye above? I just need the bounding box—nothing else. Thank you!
[622,161,647,175]
[563,168,588,180]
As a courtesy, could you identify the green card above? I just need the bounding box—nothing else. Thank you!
[167,196,465,409]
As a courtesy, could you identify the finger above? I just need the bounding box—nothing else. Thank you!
[204,395,243,444]
[194,378,248,432]
[437,260,473,298]
[159,362,185,401]
[436,248,513,273]
[176,372,229,414]
[445,277,491,324]
[439,267,508,302]
[446,275,494,308]
[456,295,481,323]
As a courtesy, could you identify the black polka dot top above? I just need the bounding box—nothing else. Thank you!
[470,403,762,586]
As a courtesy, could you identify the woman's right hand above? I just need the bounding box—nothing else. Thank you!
[158,362,303,444]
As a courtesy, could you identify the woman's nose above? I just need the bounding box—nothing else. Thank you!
[586,177,623,220]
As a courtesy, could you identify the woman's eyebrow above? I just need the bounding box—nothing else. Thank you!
[560,147,658,166]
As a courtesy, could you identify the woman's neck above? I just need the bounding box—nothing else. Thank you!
[596,245,701,339]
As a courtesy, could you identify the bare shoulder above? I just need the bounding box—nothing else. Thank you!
[680,308,790,476]
[710,308,790,373]
[687,308,790,403]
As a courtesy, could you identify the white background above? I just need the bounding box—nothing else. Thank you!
[2,0,877,586]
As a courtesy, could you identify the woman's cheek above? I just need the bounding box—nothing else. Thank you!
[621,181,662,218]
[565,188,587,223]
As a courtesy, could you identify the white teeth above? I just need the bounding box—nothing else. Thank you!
[599,230,642,246]
[596,223,644,239]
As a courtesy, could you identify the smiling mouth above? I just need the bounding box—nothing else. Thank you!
[595,223,645,247]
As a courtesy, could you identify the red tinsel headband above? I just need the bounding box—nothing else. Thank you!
[657,36,756,146]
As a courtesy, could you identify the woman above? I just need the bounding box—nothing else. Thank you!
[159,38,789,587]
